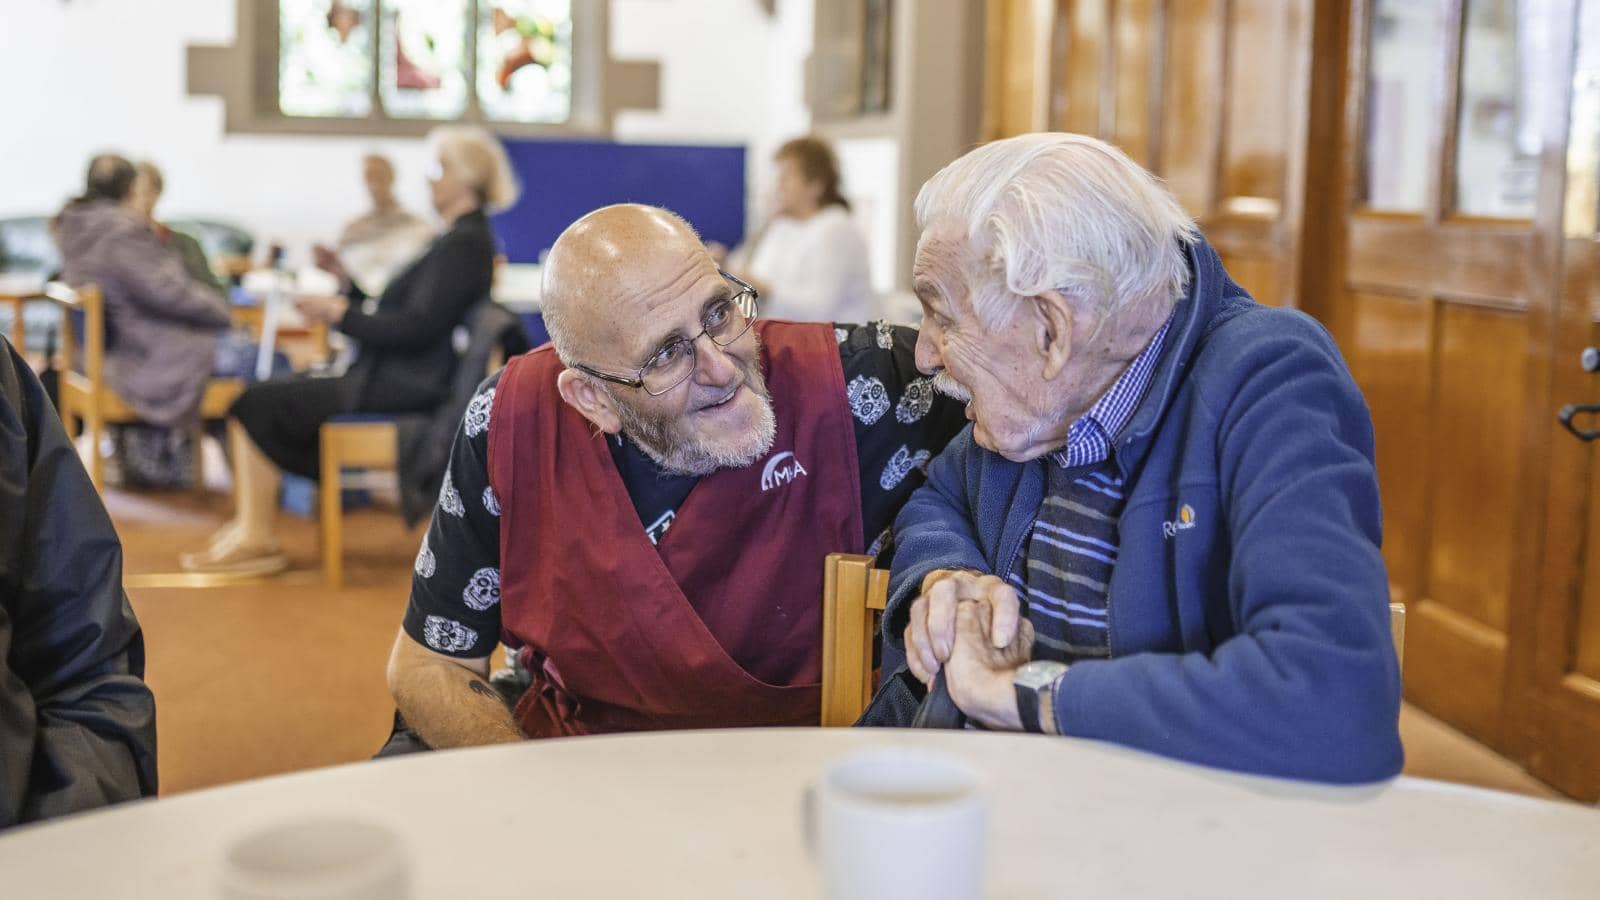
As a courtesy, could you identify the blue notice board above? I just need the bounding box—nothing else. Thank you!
[491,139,747,263]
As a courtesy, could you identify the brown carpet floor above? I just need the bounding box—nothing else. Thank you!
[109,486,424,795]
[102,481,1568,801]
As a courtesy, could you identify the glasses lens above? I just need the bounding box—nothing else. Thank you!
[709,294,757,347]
[641,340,695,395]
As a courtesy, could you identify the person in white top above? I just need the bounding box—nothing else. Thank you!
[726,137,873,324]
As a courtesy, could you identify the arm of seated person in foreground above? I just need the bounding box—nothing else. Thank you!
[0,340,157,825]
[337,227,491,352]
[386,632,521,749]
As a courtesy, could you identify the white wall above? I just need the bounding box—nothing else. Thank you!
[0,0,812,267]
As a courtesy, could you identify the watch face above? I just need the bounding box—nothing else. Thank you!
[1015,661,1067,690]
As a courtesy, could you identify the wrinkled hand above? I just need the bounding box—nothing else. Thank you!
[292,293,350,324]
[903,570,1022,686]
[943,596,1035,729]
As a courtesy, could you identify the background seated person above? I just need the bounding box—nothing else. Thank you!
[105,160,237,487]
[0,336,157,828]
[384,203,966,749]
[51,154,233,435]
[129,161,226,297]
[870,133,1403,785]
[722,136,873,325]
[179,126,516,575]
[317,153,436,297]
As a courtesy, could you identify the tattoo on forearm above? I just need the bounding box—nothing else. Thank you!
[468,679,498,701]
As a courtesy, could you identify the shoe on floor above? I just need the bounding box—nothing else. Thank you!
[178,542,289,576]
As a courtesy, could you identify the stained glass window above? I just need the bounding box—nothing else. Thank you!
[279,0,375,117]
[476,1,574,124]
[276,1,573,125]
[380,0,470,120]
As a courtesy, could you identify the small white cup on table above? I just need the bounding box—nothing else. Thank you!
[808,748,988,900]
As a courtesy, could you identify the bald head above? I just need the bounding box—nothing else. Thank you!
[541,204,713,363]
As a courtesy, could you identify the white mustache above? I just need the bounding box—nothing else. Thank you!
[931,371,972,403]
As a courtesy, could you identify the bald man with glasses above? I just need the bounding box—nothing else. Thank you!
[384,204,966,748]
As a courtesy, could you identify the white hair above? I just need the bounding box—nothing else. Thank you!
[915,132,1198,328]
[428,125,521,213]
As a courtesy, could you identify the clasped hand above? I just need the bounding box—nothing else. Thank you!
[903,569,1035,729]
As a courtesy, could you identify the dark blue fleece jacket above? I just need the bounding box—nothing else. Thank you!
[883,238,1404,784]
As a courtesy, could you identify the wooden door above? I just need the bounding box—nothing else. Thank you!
[1508,0,1600,800]
[982,0,1338,311]
[1338,0,1591,793]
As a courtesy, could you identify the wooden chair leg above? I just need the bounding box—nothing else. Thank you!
[320,430,343,590]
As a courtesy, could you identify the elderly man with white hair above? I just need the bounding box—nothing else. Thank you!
[867,133,1403,784]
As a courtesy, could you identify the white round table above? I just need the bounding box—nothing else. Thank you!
[2,728,1596,898]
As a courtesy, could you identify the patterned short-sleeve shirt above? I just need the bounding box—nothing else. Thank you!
[402,322,969,657]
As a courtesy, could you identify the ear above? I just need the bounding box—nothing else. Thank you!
[1032,290,1076,381]
[556,369,623,435]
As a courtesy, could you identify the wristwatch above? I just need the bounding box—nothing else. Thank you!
[1013,660,1069,734]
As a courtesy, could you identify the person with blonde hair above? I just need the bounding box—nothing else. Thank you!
[865,133,1402,785]
[182,126,519,574]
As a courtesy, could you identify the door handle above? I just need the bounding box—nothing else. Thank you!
[1557,349,1600,441]
[1559,404,1600,441]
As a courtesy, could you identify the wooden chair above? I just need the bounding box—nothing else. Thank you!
[821,554,891,726]
[318,304,518,589]
[2,288,42,351]
[45,282,244,493]
[319,416,399,590]
[817,551,1410,727]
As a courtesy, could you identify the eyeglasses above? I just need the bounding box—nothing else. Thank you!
[573,271,760,396]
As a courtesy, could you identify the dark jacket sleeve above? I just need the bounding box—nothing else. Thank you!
[1051,321,1403,784]
[0,339,158,828]
[336,224,493,352]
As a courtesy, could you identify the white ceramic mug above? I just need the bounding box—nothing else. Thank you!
[218,817,410,900]
[807,748,987,900]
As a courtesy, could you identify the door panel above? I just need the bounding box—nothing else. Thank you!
[1158,0,1223,213]
[1112,0,1158,166]
[1220,0,1296,203]
[1216,252,1281,307]
[1339,0,1593,790]
[1347,289,1433,607]
[1426,302,1527,633]
[1515,0,1600,797]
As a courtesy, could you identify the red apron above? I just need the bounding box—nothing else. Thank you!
[487,321,864,736]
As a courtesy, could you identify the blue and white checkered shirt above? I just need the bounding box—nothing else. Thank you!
[1050,317,1173,469]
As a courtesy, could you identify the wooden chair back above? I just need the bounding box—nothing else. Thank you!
[818,551,1409,728]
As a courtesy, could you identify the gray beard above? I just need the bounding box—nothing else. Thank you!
[608,361,777,477]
